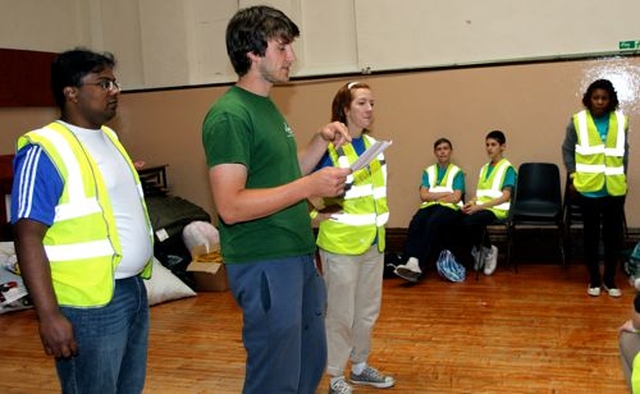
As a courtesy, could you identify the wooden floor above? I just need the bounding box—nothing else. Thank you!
[0,262,633,393]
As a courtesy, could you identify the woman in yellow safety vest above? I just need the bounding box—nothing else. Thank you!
[562,79,629,298]
[313,82,395,394]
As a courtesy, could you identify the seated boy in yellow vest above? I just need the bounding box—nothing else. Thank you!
[458,130,516,275]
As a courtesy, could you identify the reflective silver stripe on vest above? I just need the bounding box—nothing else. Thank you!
[35,128,86,204]
[490,163,508,190]
[575,111,603,155]
[329,211,389,227]
[493,202,511,211]
[344,184,374,199]
[430,186,452,193]
[376,212,389,226]
[575,110,626,156]
[55,198,103,222]
[476,189,511,211]
[476,162,511,211]
[337,152,354,184]
[341,182,385,200]
[606,111,626,157]
[426,165,463,208]
[429,166,459,191]
[575,163,606,173]
[372,185,387,199]
[575,144,605,155]
[330,212,377,226]
[477,189,503,199]
[44,239,114,261]
[605,166,625,176]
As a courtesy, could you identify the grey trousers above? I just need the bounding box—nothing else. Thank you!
[619,331,640,390]
[320,246,384,377]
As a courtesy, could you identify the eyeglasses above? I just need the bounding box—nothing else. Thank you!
[83,80,121,92]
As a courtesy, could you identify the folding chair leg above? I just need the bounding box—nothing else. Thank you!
[507,223,516,273]
[558,224,567,267]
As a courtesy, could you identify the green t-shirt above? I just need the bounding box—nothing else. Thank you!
[202,86,316,263]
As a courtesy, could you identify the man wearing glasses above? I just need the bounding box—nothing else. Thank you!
[11,48,154,393]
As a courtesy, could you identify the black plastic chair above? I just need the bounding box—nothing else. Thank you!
[509,162,565,269]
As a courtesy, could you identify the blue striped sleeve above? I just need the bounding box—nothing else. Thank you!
[10,144,63,226]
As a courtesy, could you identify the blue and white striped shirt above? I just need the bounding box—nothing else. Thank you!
[11,144,63,226]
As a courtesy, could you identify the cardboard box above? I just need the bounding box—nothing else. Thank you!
[187,244,228,292]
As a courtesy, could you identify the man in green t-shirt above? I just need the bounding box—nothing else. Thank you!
[201,5,352,394]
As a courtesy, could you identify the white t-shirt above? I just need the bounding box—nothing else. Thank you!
[60,121,152,279]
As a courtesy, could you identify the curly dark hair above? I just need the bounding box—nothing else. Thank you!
[226,5,300,77]
[582,79,619,112]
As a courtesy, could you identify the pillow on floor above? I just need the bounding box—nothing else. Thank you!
[144,257,196,306]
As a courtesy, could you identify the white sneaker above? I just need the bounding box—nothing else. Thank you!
[394,259,422,283]
[483,245,498,275]
[587,286,601,297]
[603,285,622,298]
[329,377,353,394]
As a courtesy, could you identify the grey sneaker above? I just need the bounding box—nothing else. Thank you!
[349,366,395,388]
[329,377,353,394]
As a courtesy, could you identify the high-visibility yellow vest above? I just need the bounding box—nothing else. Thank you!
[420,163,463,210]
[316,134,389,255]
[475,158,513,220]
[573,110,627,196]
[17,122,153,307]
[632,352,640,393]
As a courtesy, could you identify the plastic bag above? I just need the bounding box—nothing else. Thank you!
[436,249,466,282]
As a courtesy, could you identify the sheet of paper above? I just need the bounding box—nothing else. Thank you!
[350,140,392,172]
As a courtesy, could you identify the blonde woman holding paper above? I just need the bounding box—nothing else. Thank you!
[313,82,394,394]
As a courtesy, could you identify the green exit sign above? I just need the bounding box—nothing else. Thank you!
[619,40,640,50]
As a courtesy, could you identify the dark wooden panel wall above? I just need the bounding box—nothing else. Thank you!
[0,154,14,240]
[0,48,57,107]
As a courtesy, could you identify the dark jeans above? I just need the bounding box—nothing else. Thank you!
[226,255,327,394]
[56,276,149,394]
[404,205,461,270]
[457,210,498,263]
[579,194,625,287]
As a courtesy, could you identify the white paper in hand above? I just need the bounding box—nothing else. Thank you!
[350,140,392,172]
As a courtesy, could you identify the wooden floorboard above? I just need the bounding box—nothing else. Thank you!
[0,262,633,393]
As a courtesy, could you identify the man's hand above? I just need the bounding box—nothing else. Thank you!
[319,121,351,148]
[307,167,352,198]
[39,311,78,358]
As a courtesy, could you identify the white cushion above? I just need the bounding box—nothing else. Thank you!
[144,257,196,306]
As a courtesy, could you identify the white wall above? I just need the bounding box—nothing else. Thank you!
[355,0,640,72]
[0,0,358,88]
